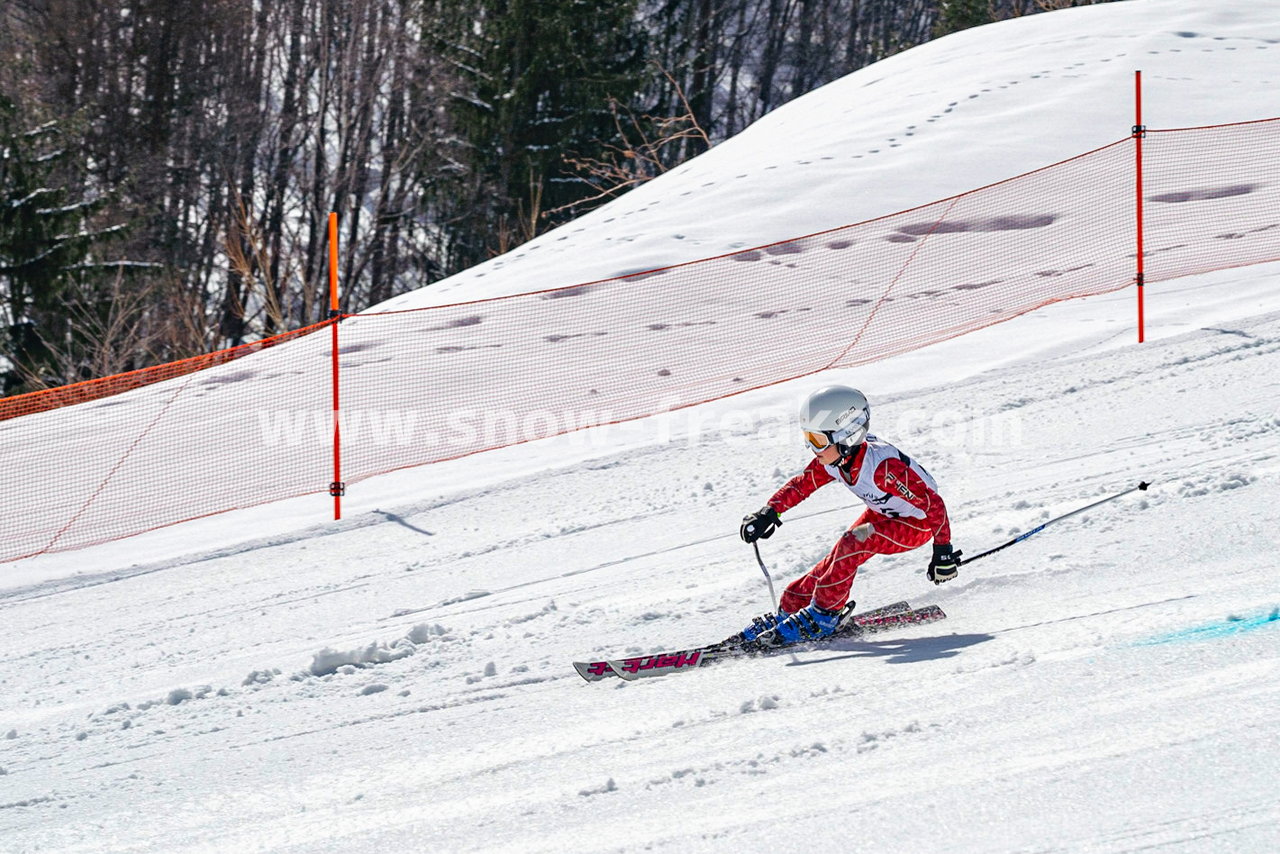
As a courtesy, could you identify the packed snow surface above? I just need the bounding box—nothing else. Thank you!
[3,1,1279,851]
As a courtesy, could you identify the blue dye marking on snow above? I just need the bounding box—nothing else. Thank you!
[1136,608,1280,646]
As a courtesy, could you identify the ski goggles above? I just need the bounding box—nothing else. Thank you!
[804,429,834,452]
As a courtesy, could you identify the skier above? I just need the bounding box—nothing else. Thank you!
[736,385,960,648]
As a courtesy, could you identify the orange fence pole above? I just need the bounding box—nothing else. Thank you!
[328,212,344,520]
[1133,70,1146,343]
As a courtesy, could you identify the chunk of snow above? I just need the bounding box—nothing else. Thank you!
[406,623,449,644]
[578,778,618,797]
[166,689,193,705]
[310,639,416,676]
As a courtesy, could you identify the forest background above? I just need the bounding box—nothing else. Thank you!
[0,0,1113,395]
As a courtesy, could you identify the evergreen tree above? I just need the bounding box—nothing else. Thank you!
[0,96,123,393]
[934,0,992,37]
[448,0,647,263]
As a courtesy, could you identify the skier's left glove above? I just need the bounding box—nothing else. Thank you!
[740,505,781,543]
[927,543,961,584]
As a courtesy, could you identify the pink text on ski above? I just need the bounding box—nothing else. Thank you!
[612,650,703,675]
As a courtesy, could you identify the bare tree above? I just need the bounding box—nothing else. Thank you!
[550,68,711,214]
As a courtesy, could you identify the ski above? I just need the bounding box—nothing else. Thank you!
[572,601,944,683]
[572,603,902,683]
[601,603,945,682]
[605,604,946,682]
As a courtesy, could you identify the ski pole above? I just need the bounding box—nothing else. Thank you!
[752,541,801,663]
[960,481,1151,567]
[752,541,782,613]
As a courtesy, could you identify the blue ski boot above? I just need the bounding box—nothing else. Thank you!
[753,603,842,648]
[729,611,786,647]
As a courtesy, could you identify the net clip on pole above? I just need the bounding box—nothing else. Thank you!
[1131,123,1146,138]
[329,481,346,497]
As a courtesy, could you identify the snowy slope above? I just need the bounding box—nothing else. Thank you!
[3,295,1278,853]
[3,1,1280,852]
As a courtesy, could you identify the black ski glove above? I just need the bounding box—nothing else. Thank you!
[740,505,782,543]
[927,543,962,584]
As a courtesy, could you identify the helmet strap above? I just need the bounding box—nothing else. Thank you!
[838,441,867,470]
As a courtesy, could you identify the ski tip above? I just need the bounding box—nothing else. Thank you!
[605,660,640,682]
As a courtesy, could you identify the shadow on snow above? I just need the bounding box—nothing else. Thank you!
[785,632,995,666]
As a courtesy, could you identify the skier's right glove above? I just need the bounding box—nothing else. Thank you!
[927,543,962,584]
[740,505,781,543]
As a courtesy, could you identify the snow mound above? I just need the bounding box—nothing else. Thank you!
[309,623,451,676]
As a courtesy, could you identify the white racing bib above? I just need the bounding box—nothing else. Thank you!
[822,435,939,520]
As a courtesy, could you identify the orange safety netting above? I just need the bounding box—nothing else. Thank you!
[2,118,1277,563]
[0,323,328,422]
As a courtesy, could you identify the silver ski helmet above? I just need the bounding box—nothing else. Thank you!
[800,385,870,454]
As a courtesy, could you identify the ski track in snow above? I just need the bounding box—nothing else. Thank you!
[5,1,1280,850]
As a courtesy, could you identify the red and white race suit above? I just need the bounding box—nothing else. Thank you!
[767,435,952,613]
